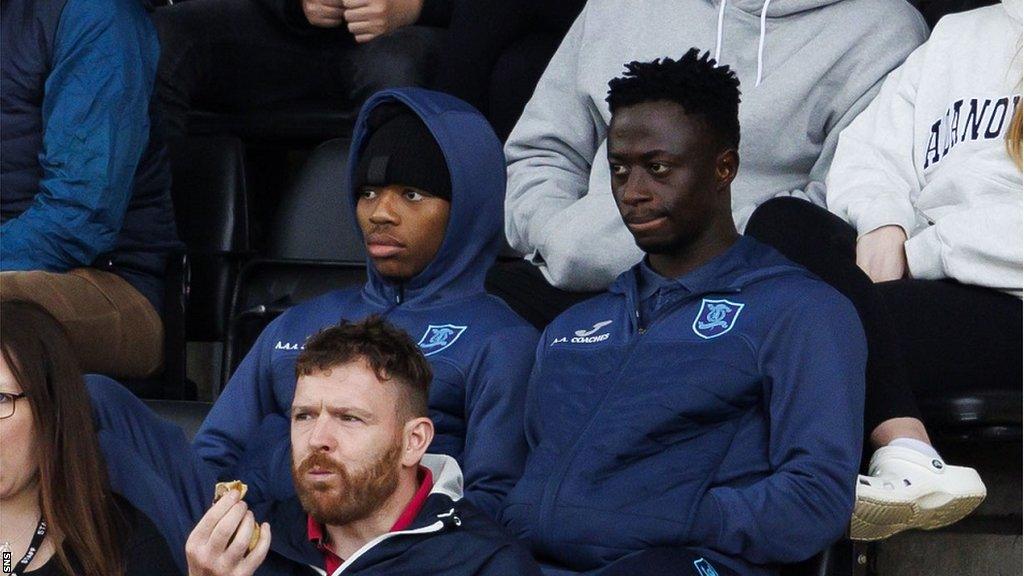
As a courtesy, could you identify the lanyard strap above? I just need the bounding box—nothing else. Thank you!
[10,517,47,576]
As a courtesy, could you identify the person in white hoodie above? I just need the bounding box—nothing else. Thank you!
[750,0,1022,541]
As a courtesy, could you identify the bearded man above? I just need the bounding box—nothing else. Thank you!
[185,316,539,575]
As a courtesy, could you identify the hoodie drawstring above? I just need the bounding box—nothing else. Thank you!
[714,0,728,63]
[715,0,772,87]
[756,0,771,87]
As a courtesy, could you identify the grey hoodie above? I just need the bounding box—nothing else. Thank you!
[505,0,929,291]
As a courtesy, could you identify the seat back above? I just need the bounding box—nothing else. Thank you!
[167,136,251,342]
[267,138,366,262]
[221,259,367,392]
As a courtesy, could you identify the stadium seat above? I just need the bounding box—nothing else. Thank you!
[167,135,252,345]
[219,136,367,391]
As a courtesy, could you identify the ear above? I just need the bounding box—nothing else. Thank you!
[401,416,435,468]
[714,148,739,191]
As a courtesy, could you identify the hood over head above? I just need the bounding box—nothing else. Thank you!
[347,88,506,308]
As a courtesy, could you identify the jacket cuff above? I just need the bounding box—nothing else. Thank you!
[905,227,944,279]
[687,492,724,547]
[848,199,916,240]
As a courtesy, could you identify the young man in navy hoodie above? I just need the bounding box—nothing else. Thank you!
[500,51,868,576]
[86,88,537,572]
[185,318,539,575]
[191,87,537,521]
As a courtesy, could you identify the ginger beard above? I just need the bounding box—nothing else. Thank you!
[292,434,403,526]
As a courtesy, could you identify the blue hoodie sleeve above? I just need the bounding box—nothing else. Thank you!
[193,315,287,491]
[687,284,867,564]
[459,324,537,519]
[0,0,157,271]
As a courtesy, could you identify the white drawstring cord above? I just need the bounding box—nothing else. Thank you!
[755,0,772,86]
[714,0,728,62]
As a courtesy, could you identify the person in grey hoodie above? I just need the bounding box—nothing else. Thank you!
[497,0,928,316]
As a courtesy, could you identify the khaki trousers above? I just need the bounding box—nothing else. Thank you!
[0,268,163,378]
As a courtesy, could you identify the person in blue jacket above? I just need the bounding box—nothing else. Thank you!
[0,0,181,383]
[499,51,868,576]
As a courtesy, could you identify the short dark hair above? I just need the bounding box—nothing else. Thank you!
[295,316,431,419]
[606,48,741,148]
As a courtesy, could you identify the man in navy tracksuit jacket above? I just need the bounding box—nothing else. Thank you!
[500,53,867,575]
[87,88,537,573]
[193,87,537,520]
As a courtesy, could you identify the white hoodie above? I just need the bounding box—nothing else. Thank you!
[827,0,1023,294]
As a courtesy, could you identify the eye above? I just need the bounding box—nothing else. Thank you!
[293,411,312,422]
[610,163,628,176]
[649,163,669,175]
[403,189,425,201]
[339,414,364,424]
[358,188,377,200]
[0,393,11,405]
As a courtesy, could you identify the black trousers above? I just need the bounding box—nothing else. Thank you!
[746,198,1022,435]
[153,0,443,139]
[432,0,584,140]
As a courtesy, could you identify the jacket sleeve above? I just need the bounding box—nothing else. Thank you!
[0,0,157,271]
[687,285,867,564]
[793,7,929,230]
[906,201,1023,290]
[193,316,288,487]
[459,325,538,519]
[504,4,635,292]
[826,42,930,238]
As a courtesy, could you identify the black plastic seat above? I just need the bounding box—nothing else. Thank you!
[144,398,213,441]
[167,135,252,344]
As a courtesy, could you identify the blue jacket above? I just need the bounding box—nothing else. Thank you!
[0,0,180,310]
[194,88,537,519]
[501,237,866,575]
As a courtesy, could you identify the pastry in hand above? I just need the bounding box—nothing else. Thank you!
[213,480,260,552]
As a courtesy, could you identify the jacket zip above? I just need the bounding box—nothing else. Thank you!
[535,287,741,539]
[329,520,446,576]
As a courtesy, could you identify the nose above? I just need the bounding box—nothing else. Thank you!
[369,189,400,226]
[619,170,651,207]
[307,414,337,452]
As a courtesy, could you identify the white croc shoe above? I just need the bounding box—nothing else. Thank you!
[850,445,986,541]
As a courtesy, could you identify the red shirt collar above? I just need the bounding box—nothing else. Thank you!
[307,466,434,573]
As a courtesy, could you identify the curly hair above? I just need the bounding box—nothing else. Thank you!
[606,48,741,148]
[295,315,431,418]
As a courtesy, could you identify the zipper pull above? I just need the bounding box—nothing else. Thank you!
[636,309,645,334]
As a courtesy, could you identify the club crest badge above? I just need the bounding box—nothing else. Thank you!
[692,298,744,339]
[693,557,720,576]
[416,324,468,356]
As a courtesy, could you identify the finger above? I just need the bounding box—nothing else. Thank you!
[226,511,256,559]
[341,0,371,8]
[313,0,348,7]
[209,500,248,552]
[342,6,379,21]
[239,523,273,574]
[191,489,240,543]
[353,32,380,43]
[347,19,382,35]
[314,6,347,20]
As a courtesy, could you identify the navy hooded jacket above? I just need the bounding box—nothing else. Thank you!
[501,237,866,576]
[194,88,538,519]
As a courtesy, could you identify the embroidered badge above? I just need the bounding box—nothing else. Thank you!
[692,298,744,339]
[416,325,467,356]
[693,557,720,576]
